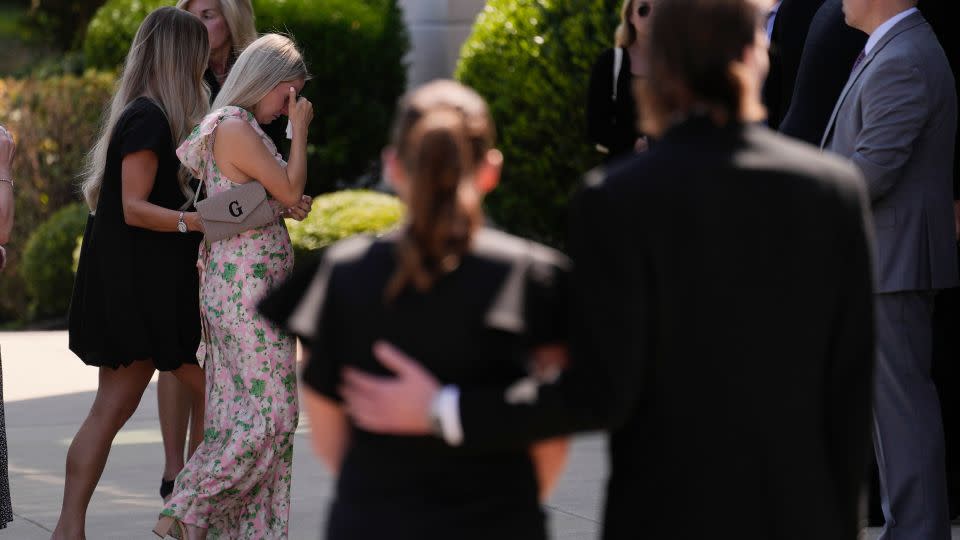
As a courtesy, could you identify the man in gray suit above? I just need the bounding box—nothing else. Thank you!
[822,0,958,538]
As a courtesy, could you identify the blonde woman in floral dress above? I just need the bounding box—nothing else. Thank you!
[155,34,313,540]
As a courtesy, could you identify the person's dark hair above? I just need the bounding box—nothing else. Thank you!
[385,80,494,301]
[641,0,762,135]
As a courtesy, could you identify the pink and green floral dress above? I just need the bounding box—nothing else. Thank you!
[162,106,298,539]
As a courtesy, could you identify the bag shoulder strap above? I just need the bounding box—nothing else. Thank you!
[612,47,623,101]
[179,179,204,211]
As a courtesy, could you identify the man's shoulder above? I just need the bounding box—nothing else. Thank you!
[875,18,946,67]
[323,233,383,268]
[592,127,863,194]
[473,228,571,273]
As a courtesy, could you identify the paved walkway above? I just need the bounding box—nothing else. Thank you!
[1,331,957,539]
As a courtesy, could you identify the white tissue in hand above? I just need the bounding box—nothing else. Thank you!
[286,119,293,140]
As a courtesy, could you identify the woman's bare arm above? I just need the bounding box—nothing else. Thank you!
[213,89,313,207]
[304,386,350,475]
[121,150,203,232]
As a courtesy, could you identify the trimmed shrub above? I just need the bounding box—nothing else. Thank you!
[83,0,170,69]
[0,72,115,322]
[456,0,619,247]
[286,189,403,267]
[22,0,107,51]
[254,0,409,193]
[21,203,89,320]
[83,0,409,193]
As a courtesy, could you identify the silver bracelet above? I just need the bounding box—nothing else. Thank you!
[0,177,13,188]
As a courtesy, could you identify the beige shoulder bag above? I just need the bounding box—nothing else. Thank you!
[195,181,276,242]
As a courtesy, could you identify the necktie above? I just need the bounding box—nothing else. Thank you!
[851,49,866,72]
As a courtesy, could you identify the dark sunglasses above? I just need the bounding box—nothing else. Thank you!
[637,1,651,17]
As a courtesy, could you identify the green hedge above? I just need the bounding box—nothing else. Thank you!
[254,0,409,193]
[22,0,107,51]
[83,0,409,194]
[457,0,619,248]
[0,72,115,323]
[84,0,170,69]
[21,203,89,320]
[286,189,403,267]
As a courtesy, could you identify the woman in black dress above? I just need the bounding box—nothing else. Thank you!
[260,80,571,540]
[586,0,655,162]
[54,8,209,539]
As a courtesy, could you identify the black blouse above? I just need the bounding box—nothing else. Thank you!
[260,228,570,540]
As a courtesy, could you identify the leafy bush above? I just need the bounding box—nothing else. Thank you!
[84,0,170,69]
[457,0,619,247]
[23,0,108,51]
[286,189,403,267]
[255,0,409,193]
[21,203,89,320]
[0,72,114,322]
[83,0,409,193]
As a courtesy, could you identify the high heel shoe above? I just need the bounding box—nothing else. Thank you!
[153,515,186,539]
[160,478,175,501]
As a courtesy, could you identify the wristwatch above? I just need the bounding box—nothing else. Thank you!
[177,211,188,233]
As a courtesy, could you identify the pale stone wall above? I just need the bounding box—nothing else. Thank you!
[398,0,487,88]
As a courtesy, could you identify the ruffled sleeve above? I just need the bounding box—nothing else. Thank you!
[175,106,250,181]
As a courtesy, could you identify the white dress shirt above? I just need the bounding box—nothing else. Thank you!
[766,1,782,42]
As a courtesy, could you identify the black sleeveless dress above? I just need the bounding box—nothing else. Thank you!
[68,97,203,370]
[260,227,570,540]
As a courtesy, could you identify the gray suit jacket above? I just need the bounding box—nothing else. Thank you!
[822,11,958,293]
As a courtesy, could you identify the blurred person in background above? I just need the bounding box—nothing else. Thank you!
[0,122,15,531]
[777,0,866,144]
[339,1,877,539]
[762,0,826,129]
[821,0,958,537]
[0,124,14,272]
[586,0,654,162]
[261,79,571,540]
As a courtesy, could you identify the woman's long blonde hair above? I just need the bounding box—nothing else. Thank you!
[212,33,309,111]
[81,7,210,211]
[614,0,638,47]
[176,0,258,61]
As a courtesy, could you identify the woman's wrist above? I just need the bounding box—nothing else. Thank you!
[186,212,204,232]
[292,125,308,142]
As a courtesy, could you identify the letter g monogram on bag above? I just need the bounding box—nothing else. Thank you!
[195,181,276,242]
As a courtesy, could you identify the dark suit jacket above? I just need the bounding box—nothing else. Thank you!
[763,0,825,129]
[458,118,876,540]
[587,48,643,161]
[778,0,867,144]
[919,0,960,199]
[822,11,958,293]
